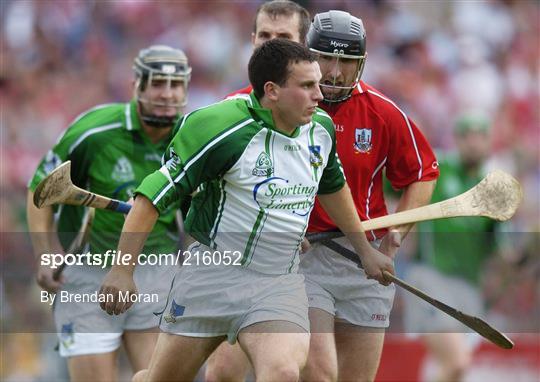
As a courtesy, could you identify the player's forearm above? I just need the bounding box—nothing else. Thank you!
[317,185,373,254]
[112,195,158,275]
[393,179,436,239]
[26,190,64,259]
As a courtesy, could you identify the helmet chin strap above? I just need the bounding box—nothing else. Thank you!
[320,83,356,103]
[140,112,177,128]
[137,98,180,129]
[319,54,365,103]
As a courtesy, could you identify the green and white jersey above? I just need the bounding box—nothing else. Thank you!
[137,92,345,275]
[29,99,179,257]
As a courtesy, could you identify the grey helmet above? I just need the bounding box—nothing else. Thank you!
[133,45,192,127]
[306,11,367,102]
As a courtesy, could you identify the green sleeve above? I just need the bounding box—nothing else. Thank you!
[28,120,93,192]
[316,114,346,194]
[136,111,254,214]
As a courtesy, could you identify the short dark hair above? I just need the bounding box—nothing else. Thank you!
[248,39,317,99]
[254,0,311,43]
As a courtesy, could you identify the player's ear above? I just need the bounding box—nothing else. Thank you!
[263,81,279,101]
[251,32,256,46]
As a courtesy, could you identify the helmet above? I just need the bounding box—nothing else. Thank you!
[454,111,491,135]
[306,10,367,102]
[133,45,192,128]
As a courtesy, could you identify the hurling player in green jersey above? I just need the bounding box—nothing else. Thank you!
[27,45,191,381]
[209,2,312,380]
[404,112,497,382]
[100,39,394,382]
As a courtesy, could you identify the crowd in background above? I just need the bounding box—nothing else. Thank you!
[1,0,538,380]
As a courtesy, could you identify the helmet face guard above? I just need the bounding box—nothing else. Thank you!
[307,11,367,103]
[314,53,366,103]
[133,45,192,128]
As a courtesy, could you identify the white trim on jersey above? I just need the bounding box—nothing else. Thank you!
[209,180,226,245]
[177,103,226,133]
[313,121,333,141]
[336,154,346,179]
[159,167,175,187]
[68,123,123,154]
[70,103,117,127]
[153,118,255,205]
[125,103,133,131]
[366,89,423,180]
[177,113,189,131]
[365,157,387,241]
[53,103,117,146]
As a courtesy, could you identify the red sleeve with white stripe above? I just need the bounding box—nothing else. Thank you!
[384,110,439,189]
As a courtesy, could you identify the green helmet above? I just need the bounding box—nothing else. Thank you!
[454,112,491,135]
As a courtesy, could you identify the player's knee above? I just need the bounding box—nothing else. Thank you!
[302,354,337,382]
[257,363,300,382]
[254,356,302,382]
[302,341,337,382]
[205,362,246,382]
[206,343,250,382]
[132,369,147,382]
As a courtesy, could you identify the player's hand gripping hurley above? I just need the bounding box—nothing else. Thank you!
[308,169,522,350]
[320,239,514,349]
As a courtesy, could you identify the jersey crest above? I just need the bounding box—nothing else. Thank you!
[252,152,274,177]
[111,157,135,182]
[354,128,372,154]
[309,145,323,168]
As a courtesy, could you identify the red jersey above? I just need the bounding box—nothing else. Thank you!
[225,85,252,99]
[309,81,439,240]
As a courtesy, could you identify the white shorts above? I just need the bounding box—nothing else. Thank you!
[403,264,484,333]
[299,237,395,328]
[54,263,175,357]
[160,242,309,344]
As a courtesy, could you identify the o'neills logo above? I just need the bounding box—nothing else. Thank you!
[330,40,349,48]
